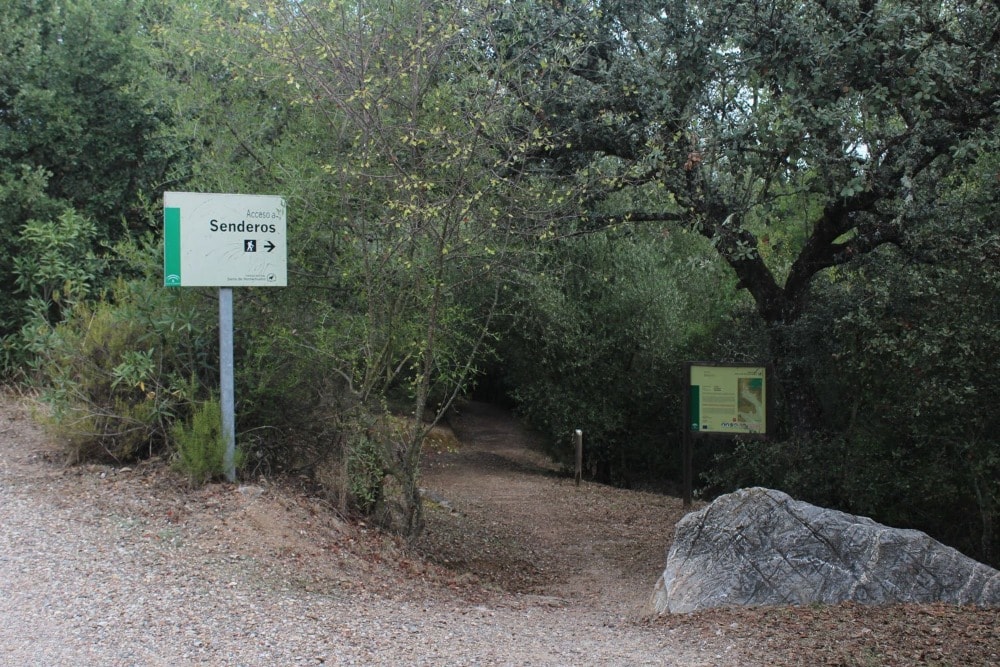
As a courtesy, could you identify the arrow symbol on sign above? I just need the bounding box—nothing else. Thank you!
[264,240,276,253]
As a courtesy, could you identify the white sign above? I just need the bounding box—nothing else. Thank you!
[164,191,287,287]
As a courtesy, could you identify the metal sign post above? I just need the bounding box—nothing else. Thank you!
[219,287,236,481]
[682,424,693,508]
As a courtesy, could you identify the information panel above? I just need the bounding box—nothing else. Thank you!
[688,363,767,435]
[164,192,287,287]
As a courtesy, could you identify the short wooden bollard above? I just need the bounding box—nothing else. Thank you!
[574,429,583,487]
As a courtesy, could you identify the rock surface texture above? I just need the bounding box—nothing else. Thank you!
[651,487,1000,614]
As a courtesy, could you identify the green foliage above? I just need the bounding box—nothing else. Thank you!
[480,0,1000,568]
[0,0,179,233]
[35,299,172,462]
[171,397,241,486]
[2,208,104,373]
[710,143,1000,564]
[345,431,387,517]
[32,240,215,463]
[0,166,64,336]
[4,0,994,574]
[194,0,570,535]
[0,0,186,371]
[834,248,1000,563]
[14,209,102,311]
[493,0,1000,431]
[498,228,737,485]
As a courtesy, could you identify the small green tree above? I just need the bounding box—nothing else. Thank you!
[172,397,241,486]
[210,0,564,536]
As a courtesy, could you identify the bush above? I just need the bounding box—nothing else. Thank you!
[2,208,105,375]
[345,430,388,516]
[32,254,215,463]
[171,397,241,486]
[706,241,1000,566]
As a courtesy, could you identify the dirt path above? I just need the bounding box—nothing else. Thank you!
[417,401,689,617]
[418,401,1000,666]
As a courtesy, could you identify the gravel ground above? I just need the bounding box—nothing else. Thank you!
[0,395,738,666]
[0,490,735,666]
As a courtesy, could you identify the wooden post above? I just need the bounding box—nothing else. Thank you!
[574,429,583,487]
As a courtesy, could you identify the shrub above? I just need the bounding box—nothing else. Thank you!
[32,256,215,463]
[2,208,105,375]
[171,397,241,486]
[345,431,387,516]
[496,230,734,486]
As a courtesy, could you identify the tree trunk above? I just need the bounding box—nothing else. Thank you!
[767,319,825,436]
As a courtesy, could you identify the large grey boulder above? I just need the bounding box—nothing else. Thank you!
[651,487,1000,614]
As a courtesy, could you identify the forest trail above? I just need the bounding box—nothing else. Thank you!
[416,400,691,617]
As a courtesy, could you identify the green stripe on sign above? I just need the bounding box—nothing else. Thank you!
[164,207,181,286]
[689,385,700,431]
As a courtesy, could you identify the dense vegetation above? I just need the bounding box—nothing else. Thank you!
[2,0,997,564]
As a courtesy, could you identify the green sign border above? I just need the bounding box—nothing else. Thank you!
[164,207,181,286]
